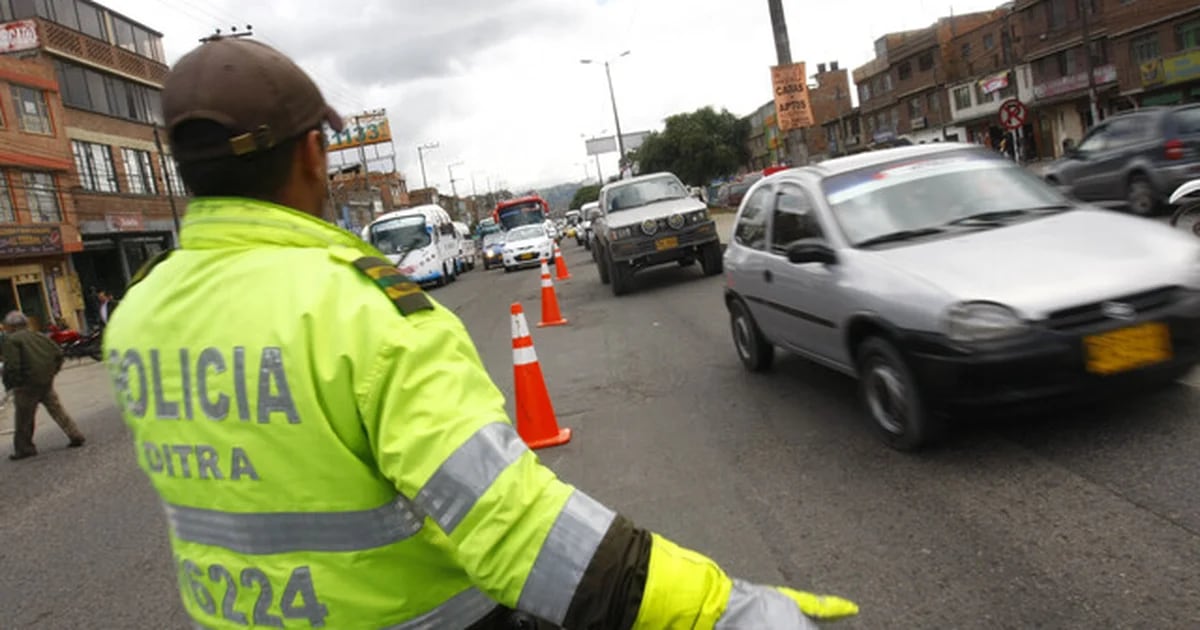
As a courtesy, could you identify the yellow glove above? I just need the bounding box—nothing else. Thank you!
[778,587,859,621]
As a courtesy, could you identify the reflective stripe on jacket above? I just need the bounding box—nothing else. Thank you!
[104,197,814,629]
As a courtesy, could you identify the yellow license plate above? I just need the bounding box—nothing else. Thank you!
[1083,322,1172,375]
[517,253,535,260]
[655,236,679,251]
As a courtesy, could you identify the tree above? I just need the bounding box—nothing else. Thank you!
[630,106,750,186]
[570,184,601,209]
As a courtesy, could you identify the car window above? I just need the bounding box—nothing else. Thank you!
[1076,124,1109,153]
[1173,107,1200,135]
[770,184,824,254]
[734,187,772,250]
[1106,116,1150,149]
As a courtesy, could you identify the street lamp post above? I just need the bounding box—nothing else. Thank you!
[416,142,439,189]
[448,161,464,220]
[581,51,631,174]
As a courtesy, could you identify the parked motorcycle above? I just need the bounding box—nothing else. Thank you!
[46,320,104,362]
[1168,179,1200,236]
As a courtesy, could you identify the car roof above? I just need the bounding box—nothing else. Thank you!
[772,142,990,181]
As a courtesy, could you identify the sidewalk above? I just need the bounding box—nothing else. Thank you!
[0,361,112,437]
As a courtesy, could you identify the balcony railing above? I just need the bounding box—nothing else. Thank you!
[36,18,168,86]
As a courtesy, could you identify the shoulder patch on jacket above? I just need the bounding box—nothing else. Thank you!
[128,249,173,288]
[350,256,434,317]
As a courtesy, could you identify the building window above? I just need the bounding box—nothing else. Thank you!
[859,83,871,102]
[984,33,995,50]
[1056,49,1077,76]
[1130,32,1160,65]
[23,172,62,223]
[1178,19,1200,51]
[975,82,996,104]
[908,97,922,118]
[53,60,164,125]
[898,62,912,81]
[160,154,186,195]
[121,148,158,195]
[0,172,15,223]
[927,92,940,113]
[72,140,120,193]
[918,52,934,72]
[11,85,52,135]
[961,43,971,63]
[1089,40,1107,65]
[1047,0,1066,29]
[953,85,972,110]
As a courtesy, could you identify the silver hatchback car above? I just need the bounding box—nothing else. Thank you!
[724,144,1200,450]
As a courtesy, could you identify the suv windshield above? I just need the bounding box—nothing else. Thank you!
[821,150,1069,246]
[506,225,545,241]
[606,175,688,212]
[370,215,430,255]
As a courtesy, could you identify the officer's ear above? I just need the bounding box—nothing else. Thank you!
[297,129,328,185]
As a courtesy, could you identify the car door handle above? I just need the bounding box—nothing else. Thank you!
[763,269,773,283]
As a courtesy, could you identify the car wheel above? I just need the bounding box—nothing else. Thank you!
[699,242,723,276]
[729,298,773,372]
[856,337,942,451]
[1127,175,1159,216]
[610,258,633,296]
[597,248,611,284]
[504,264,513,273]
[437,265,449,287]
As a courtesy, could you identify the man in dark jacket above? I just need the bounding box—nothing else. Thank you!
[2,311,85,460]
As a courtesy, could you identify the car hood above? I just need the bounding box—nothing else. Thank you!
[505,237,549,250]
[605,197,706,228]
[869,208,1200,318]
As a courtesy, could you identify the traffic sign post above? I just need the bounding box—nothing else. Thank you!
[998,98,1028,163]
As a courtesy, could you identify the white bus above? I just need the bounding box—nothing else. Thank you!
[361,204,460,286]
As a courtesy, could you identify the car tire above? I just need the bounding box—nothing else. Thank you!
[1127,175,1159,216]
[597,248,611,285]
[437,266,448,287]
[856,337,942,451]
[699,242,723,276]
[610,258,633,296]
[504,265,513,273]
[729,298,773,372]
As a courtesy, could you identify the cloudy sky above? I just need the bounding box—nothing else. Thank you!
[105,0,1004,193]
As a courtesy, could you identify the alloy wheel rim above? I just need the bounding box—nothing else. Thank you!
[866,362,907,435]
[733,314,752,360]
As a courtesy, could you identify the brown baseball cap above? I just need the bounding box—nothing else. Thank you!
[163,37,344,162]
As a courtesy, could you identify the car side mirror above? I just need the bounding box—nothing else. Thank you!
[786,241,837,265]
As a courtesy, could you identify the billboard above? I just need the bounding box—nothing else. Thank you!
[327,111,392,152]
[772,62,814,131]
[584,131,652,156]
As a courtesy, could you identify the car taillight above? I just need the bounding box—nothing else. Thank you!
[1165,139,1185,160]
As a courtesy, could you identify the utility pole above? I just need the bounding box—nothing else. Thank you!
[152,127,181,243]
[417,142,438,189]
[581,53,631,174]
[766,0,807,166]
[1002,8,1024,162]
[1080,0,1101,127]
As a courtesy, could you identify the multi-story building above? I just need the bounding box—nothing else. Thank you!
[1109,0,1199,108]
[1,0,181,329]
[0,37,83,329]
[853,13,997,146]
[821,107,863,157]
[746,100,783,170]
[805,61,855,159]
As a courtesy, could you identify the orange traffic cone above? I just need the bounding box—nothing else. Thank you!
[537,258,568,327]
[511,302,571,450]
[553,242,571,280]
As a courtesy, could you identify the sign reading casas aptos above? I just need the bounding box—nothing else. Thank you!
[771,62,815,132]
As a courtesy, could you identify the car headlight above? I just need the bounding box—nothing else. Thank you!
[667,213,685,230]
[944,301,1028,343]
[688,209,709,223]
[641,218,659,236]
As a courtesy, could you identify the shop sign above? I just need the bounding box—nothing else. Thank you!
[0,225,62,256]
[978,71,1010,95]
[1033,64,1116,100]
[0,20,38,54]
[771,62,815,131]
[105,213,144,232]
[1142,50,1200,88]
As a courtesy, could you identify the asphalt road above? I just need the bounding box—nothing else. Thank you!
[3,240,1199,628]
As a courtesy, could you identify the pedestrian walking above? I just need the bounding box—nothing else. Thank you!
[2,311,85,460]
[104,35,857,628]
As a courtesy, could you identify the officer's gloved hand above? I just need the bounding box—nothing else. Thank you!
[777,587,859,621]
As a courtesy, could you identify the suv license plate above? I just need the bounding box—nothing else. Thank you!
[1083,322,1172,375]
[655,236,679,251]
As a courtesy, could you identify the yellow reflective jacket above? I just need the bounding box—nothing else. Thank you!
[104,198,822,629]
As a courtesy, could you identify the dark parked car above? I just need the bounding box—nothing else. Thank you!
[715,172,764,210]
[1044,105,1200,215]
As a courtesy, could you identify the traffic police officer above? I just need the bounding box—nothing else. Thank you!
[104,36,858,629]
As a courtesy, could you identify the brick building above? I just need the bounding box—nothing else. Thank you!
[1,0,180,330]
[1110,0,1200,108]
[745,61,854,168]
[0,42,83,330]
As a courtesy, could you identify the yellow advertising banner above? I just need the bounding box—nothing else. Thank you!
[772,62,814,131]
[327,112,392,152]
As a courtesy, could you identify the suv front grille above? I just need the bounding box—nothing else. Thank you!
[1044,286,1180,331]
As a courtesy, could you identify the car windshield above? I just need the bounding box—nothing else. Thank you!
[606,175,688,212]
[506,225,545,241]
[369,215,430,254]
[483,233,505,247]
[821,150,1070,247]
